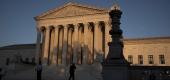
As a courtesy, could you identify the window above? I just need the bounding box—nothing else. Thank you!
[148,55,154,64]
[138,55,143,64]
[128,55,133,64]
[159,55,165,64]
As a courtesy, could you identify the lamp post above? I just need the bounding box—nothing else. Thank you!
[102,2,129,80]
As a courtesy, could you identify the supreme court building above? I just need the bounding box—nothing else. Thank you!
[34,2,170,66]
[35,2,112,65]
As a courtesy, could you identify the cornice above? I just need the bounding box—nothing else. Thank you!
[124,37,170,45]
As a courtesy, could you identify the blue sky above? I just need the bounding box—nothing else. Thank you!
[0,0,170,47]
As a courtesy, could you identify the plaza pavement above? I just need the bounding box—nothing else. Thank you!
[2,62,102,80]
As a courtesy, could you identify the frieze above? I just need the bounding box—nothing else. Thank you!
[35,2,108,20]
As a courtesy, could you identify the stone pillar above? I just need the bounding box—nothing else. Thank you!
[36,28,41,64]
[98,22,104,59]
[53,26,59,64]
[73,24,78,63]
[49,27,54,65]
[83,23,89,64]
[43,27,50,64]
[88,25,94,64]
[62,26,68,65]
[94,22,99,60]
[78,26,84,64]
[58,27,63,64]
[67,27,73,64]
[41,30,45,61]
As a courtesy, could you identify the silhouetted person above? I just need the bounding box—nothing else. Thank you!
[0,68,2,80]
[69,63,76,80]
[0,68,4,80]
[151,73,156,80]
[149,73,156,80]
[6,58,10,65]
[36,61,42,80]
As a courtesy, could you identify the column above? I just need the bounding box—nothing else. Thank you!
[105,20,111,58]
[41,30,45,62]
[99,24,103,53]
[52,26,59,64]
[78,26,84,64]
[49,28,54,65]
[67,28,72,64]
[36,28,41,64]
[70,28,73,63]
[62,26,68,65]
[43,28,50,64]
[99,22,104,55]
[94,22,99,60]
[58,27,63,64]
[83,23,89,64]
[89,26,94,64]
[73,24,78,63]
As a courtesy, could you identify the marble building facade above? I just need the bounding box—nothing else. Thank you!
[34,3,170,66]
[35,3,111,65]
[1,3,170,68]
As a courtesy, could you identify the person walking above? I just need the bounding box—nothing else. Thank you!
[69,63,76,80]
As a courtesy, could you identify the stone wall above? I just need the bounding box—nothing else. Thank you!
[129,66,170,80]
[0,45,36,68]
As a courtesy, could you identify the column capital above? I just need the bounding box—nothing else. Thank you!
[104,20,112,27]
[83,22,91,27]
[64,27,68,30]
[37,27,45,32]
[46,27,50,30]
[69,27,74,32]
[49,26,55,30]
[36,27,41,32]
[54,26,59,30]
[94,21,100,24]
[63,24,68,29]
[73,23,79,29]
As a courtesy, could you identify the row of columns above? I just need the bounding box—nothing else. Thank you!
[36,21,111,65]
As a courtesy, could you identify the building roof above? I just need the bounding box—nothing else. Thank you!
[35,2,108,20]
[0,44,36,50]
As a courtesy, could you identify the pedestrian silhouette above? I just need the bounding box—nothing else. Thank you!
[69,63,76,80]
[0,68,2,80]
[36,61,42,80]
[0,68,4,80]
[149,73,156,80]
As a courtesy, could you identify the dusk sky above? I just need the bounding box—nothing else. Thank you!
[0,0,170,47]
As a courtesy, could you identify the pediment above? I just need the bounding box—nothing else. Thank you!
[35,3,108,20]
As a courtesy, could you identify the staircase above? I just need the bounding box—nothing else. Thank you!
[2,63,103,80]
[42,63,103,80]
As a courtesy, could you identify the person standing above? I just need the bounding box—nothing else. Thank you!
[0,68,2,80]
[0,68,5,80]
[69,63,76,80]
[36,62,42,80]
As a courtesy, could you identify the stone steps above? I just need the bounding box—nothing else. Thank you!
[2,63,103,80]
